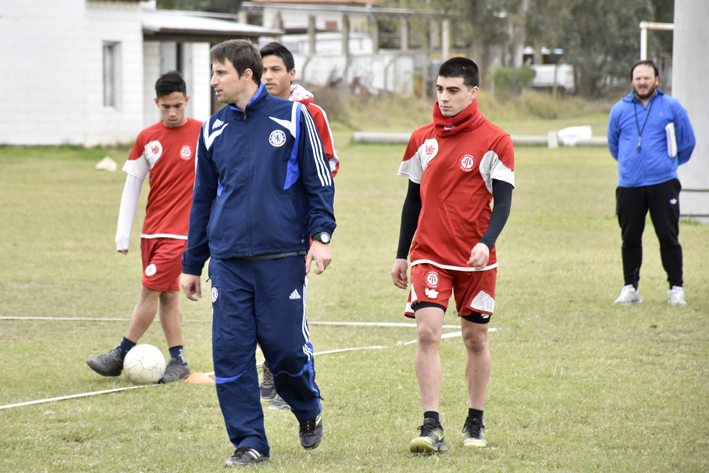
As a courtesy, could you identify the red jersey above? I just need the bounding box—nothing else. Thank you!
[123,118,202,239]
[398,99,514,271]
[290,85,339,177]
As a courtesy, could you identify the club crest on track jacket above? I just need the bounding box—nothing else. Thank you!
[182,84,336,275]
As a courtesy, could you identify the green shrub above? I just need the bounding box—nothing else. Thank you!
[494,66,536,96]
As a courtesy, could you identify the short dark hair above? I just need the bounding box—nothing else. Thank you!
[438,57,480,88]
[260,42,295,72]
[210,40,263,84]
[155,70,187,99]
[630,60,659,80]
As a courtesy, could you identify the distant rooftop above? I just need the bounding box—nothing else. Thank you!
[251,0,377,4]
[142,9,284,40]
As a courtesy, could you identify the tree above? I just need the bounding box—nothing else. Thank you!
[524,0,573,63]
[559,0,654,97]
[431,0,513,88]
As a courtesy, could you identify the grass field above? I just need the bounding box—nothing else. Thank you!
[1,141,707,472]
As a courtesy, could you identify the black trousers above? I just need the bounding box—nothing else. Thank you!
[616,179,683,289]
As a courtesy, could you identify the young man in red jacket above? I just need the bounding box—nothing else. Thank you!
[258,42,339,410]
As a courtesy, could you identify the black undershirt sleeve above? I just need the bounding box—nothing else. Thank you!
[479,180,514,250]
[396,180,422,259]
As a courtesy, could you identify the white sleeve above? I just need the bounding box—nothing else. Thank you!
[397,138,438,184]
[115,174,144,251]
[123,155,150,179]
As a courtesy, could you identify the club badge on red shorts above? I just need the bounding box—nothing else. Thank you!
[425,270,439,288]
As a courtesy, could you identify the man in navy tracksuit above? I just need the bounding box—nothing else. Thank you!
[607,59,695,306]
[180,40,336,467]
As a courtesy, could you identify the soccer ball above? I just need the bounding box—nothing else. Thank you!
[123,344,166,385]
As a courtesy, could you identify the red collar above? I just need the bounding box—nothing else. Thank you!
[433,98,483,137]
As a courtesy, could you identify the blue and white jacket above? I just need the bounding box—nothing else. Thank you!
[607,89,695,188]
[182,83,336,275]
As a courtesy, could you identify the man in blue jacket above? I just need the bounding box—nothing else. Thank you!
[180,40,336,467]
[607,60,695,306]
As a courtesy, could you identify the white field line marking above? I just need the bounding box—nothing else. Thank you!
[0,317,460,329]
[0,385,151,410]
[0,316,208,322]
[402,328,497,345]
[0,316,205,322]
[309,321,461,329]
[0,328,496,410]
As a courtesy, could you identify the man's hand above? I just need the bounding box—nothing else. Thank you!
[391,258,409,289]
[306,241,332,275]
[181,274,202,301]
[118,250,128,255]
[468,243,490,269]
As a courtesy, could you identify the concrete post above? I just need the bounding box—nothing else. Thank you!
[442,19,450,61]
[342,14,350,56]
[308,15,316,55]
[429,20,440,50]
[400,17,409,52]
[371,16,379,54]
[674,0,709,223]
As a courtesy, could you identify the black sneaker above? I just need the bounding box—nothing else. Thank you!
[86,347,123,377]
[260,362,277,402]
[224,447,269,467]
[299,414,323,450]
[462,417,488,448]
[410,418,448,453]
[160,359,190,384]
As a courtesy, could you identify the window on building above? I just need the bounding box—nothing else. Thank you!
[103,42,119,108]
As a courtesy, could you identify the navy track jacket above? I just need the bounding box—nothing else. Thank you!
[181,83,336,276]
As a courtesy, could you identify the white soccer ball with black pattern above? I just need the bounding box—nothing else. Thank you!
[123,344,166,385]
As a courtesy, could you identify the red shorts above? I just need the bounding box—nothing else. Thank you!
[140,238,187,292]
[404,263,497,320]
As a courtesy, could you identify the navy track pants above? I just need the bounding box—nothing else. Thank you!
[208,256,321,456]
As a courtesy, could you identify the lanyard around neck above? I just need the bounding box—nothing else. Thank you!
[633,94,656,152]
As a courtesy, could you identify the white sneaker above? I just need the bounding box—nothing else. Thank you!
[614,285,642,304]
[667,286,688,306]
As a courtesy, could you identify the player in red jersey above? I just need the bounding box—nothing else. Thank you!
[86,71,203,383]
[391,58,515,452]
[258,42,339,410]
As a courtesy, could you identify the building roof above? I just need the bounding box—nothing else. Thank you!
[142,9,284,40]
[241,2,423,19]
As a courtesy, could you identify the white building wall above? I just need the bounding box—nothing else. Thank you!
[83,1,144,147]
[143,41,162,128]
[294,51,414,97]
[0,0,143,146]
[273,32,373,55]
[189,42,213,122]
[142,41,212,128]
[0,0,87,145]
